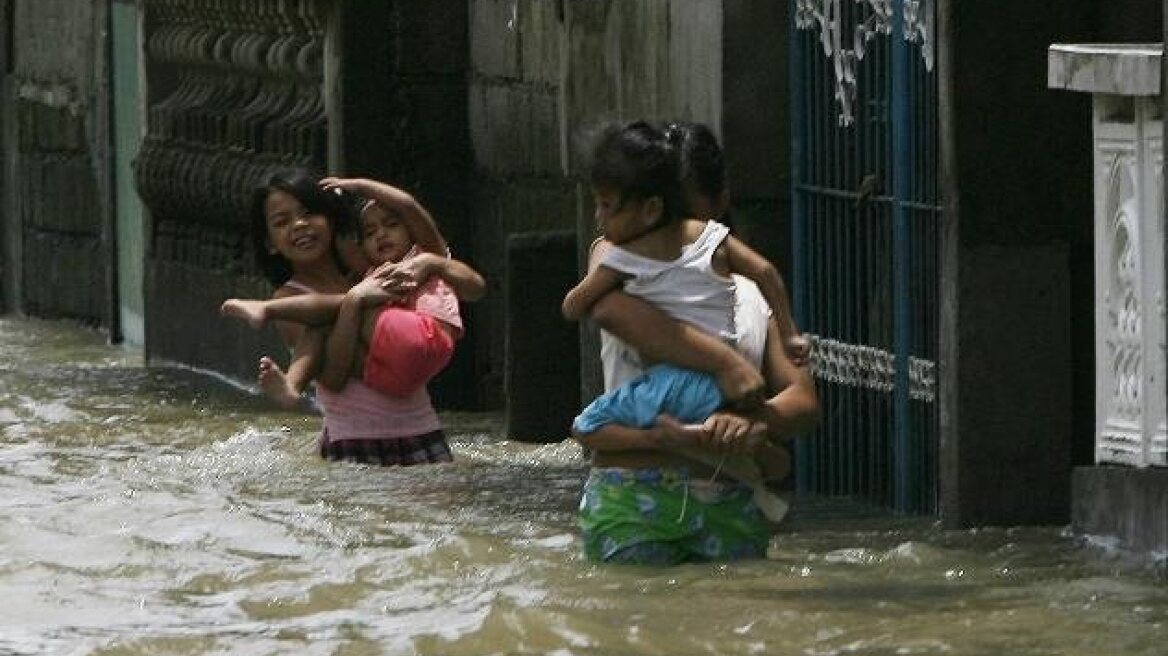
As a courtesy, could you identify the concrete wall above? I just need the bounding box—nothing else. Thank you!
[469,0,574,409]
[2,0,112,325]
[468,1,790,424]
[381,0,476,408]
[722,0,790,270]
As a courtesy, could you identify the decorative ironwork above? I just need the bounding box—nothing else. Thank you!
[902,0,935,70]
[808,334,935,402]
[1097,143,1161,467]
[795,0,934,126]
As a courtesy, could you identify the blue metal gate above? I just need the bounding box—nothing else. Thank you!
[790,0,940,513]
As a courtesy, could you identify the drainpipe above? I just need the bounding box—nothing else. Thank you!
[936,0,961,525]
[100,0,121,343]
[0,0,18,316]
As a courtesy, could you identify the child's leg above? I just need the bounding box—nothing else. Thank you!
[220,298,270,330]
[221,293,347,330]
[572,364,724,436]
[258,327,325,409]
[262,293,348,326]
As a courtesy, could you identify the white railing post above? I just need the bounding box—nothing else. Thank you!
[1050,43,1166,468]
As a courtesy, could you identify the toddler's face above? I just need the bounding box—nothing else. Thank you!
[361,203,413,264]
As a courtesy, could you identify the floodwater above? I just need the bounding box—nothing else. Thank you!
[1,316,1165,656]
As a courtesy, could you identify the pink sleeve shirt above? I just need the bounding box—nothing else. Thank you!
[411,276,463,337]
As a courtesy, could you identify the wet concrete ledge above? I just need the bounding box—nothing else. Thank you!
[1072,466,1168,554]
[1047,43,1161,96]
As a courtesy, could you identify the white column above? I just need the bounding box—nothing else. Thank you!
[1050,43,1165,468]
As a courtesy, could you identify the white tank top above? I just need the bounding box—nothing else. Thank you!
[600,220,738,342]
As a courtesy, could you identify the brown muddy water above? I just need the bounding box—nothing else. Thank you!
[0,316,1165,655]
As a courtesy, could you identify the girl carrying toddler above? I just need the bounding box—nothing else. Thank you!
[227,170,484,466]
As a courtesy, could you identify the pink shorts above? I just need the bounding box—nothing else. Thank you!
[363,306,455,397]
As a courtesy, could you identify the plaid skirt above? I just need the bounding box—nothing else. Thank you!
[319,428,453,466]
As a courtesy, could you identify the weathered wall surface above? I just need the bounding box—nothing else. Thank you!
[0,0,788,420]
[470,0,766,419]
[469,0,575,409]
[3,0,110,324]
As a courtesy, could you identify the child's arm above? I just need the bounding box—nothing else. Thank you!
[562,265,624,321]
[316,277,390,390]
[721,236,791,330]
[370,252,487,302]
[721,235,810,363]
[321,176,447,255]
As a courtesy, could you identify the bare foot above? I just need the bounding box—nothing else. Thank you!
[786,333,812,367]
[258,356,302,410]
[220,298,268,330]
[715,360,766,411]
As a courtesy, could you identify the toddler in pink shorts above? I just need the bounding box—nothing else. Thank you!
[362,250,462,396]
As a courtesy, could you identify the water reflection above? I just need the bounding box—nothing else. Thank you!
[1,317,1164,655]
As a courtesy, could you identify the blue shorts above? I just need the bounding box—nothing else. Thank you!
[572,364,723,435]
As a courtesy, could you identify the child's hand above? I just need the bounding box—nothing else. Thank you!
[320,176,364,195]
[349,276,396,305]
[391,252,440,281]
[786,334,812,367]
[368,261,421,297]
[702,412,767,454]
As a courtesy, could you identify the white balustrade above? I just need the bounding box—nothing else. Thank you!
[1049,44,1166,467]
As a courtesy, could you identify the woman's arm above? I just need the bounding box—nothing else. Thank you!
[283,326,324,395]
[756,318,820,438]
[696,319,819,449]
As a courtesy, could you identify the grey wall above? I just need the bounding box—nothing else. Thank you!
[469,0,575,409]
[722,0,790,270]
[2,0,111,325]
[465,0,793,424]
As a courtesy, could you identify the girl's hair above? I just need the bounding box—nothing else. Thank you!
[588,121,685,221]
[249,168,358,286]
[664,121,725,201]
